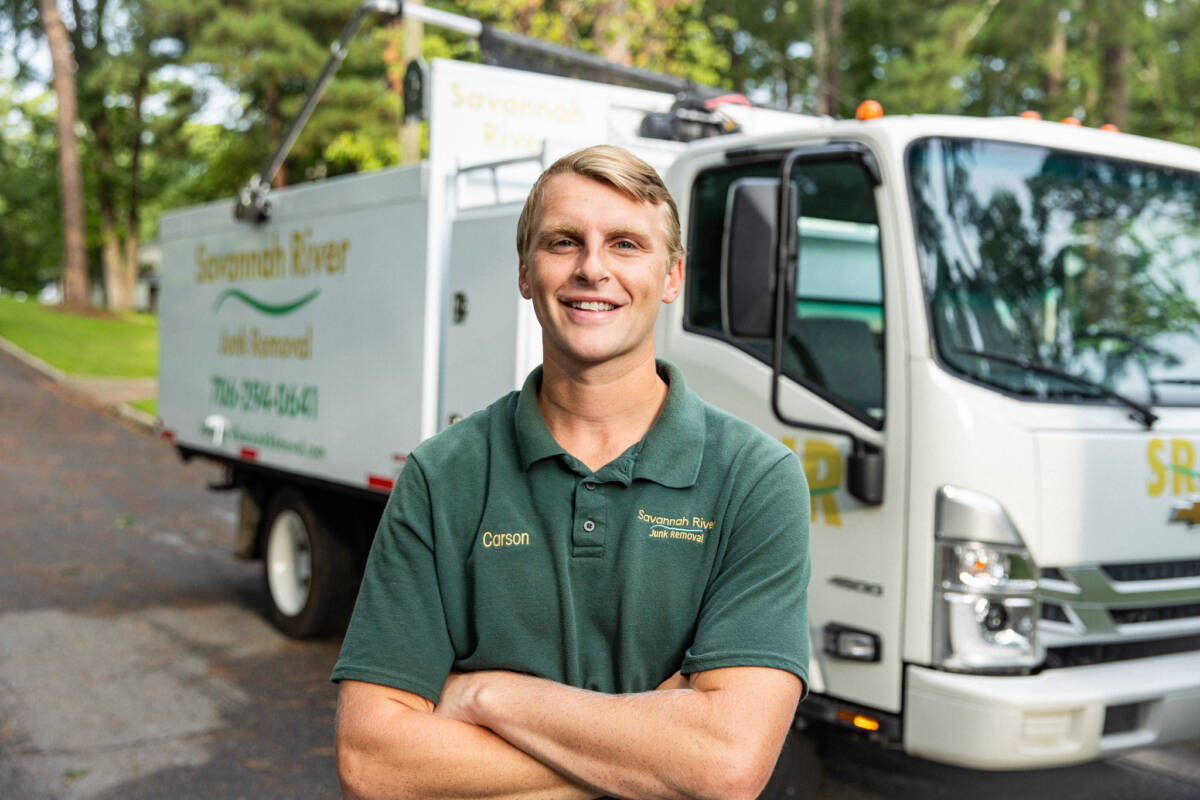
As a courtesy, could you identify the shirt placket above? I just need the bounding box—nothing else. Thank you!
[571,477,606,558]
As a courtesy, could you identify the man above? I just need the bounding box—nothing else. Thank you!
[332,144,810,800]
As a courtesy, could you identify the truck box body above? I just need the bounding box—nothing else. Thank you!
[159,52,1200,772]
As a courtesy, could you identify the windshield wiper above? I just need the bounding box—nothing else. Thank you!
[1152,378,1200,386]
[953,348,1158,429]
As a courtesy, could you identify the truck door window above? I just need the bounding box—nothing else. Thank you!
[686,158,885,427]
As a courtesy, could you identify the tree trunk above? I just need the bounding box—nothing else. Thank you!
[94,114,133,310]
[1100,39,1130,129]
[126,74,146,310]
[1042,10,1066,109]
[813,0,842,116]
[39,0,89,308]
[812,0,828,113]
[595,0,631,65]
[825,0,842,116]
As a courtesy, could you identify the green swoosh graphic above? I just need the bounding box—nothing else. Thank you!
[213,288,320,316]
[1169,464,1200,480]
[810,486,837,496]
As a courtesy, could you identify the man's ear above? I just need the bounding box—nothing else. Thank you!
[661,256,684,304]
[518,260,531,299]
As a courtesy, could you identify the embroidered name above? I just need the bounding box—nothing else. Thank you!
[481,530,530,548]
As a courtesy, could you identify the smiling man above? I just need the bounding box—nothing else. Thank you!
[332,145,811,800]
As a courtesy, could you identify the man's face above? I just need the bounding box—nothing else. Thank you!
[519,173,683,371]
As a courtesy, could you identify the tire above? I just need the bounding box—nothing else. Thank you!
[262,487,357,638]
[758,727,824,800]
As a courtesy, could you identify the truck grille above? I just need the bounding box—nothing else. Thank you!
[1045,634,1200,668]
[1038,561,1200,668]
[1101,559,1200,582]
[1109,603,1200,625]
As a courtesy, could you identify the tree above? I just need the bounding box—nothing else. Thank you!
[166,0,402,189]
[37,0,89,306]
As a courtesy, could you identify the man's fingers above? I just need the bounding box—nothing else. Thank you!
[654,671,690,691]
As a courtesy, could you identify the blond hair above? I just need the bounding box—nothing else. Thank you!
[516,145,683,264]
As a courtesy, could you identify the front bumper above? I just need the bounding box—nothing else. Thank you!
[904,650,1200,769]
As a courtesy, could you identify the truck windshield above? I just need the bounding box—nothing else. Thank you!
[908,137,1200,408]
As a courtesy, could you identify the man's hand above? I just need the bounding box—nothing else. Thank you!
[429,667,802,800]
[433,671,487,726]
[336,680,597,800]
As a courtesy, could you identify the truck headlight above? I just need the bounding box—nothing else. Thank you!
[933,487,1044,673]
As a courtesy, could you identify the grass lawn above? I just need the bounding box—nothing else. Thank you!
[0,294,157,378]
[131,397,157,416]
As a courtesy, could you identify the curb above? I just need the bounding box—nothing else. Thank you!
[0,335,156,432]
[0,335,66,381]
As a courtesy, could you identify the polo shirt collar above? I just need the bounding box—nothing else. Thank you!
[516,366,564,469]
[514,360,705,489]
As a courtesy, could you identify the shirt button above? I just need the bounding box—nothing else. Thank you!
[583,520,595,532]
[584,482,596,491]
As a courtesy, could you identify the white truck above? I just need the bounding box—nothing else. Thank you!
[158,1,1200,775]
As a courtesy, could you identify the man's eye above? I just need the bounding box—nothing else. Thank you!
[550,239,575,249]
[614,240,636,250]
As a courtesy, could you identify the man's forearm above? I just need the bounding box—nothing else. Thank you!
[337,681,597,800]
[436,668,801,800]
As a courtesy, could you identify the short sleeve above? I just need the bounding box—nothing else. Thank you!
[330,457,455,704]
[680,451,811,694]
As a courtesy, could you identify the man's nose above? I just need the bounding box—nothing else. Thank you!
[572,244,609,283]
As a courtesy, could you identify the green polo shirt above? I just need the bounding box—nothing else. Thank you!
[332,361,810,705]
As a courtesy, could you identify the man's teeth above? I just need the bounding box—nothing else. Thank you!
[569,301,616,311]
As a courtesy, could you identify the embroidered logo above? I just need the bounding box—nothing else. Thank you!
[638,509,715,544]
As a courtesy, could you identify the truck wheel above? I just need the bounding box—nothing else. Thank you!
[758,727,823,800]
[262,488,355,638]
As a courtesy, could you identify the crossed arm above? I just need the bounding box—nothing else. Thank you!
[336,666,803,800]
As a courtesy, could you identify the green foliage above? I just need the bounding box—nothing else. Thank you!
[10,0,1200,298]
[0,82,62,293]
[0,295,157,377]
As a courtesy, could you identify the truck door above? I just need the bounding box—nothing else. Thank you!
[662,145,907,717]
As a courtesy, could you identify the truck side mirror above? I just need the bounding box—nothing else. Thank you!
[721,177,796,340]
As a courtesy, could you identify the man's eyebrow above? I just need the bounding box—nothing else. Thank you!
[537,224,582,241]
[538,224,654,242]
[606,227,654,243]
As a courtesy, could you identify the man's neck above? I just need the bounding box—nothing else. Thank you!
[537,352,668,473]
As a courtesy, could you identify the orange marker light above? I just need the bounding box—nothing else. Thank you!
[853,715,882,732]
[1019,110,1042,120]
[1061,116,1082,126]
[836,709,882,732]
[1099,123,1119,132]
[856,99,884,120]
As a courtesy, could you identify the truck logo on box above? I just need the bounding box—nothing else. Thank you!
[213,287,320,316]
[1167,498,1200,528]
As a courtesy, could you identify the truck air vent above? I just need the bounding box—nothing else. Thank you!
[1101,560,1200,582]
[1041,567,1068,582]
[1041,602,1070,623]
[1044,633,1200,668]
[1109,603,1200,625]
[1102,702,1142,736]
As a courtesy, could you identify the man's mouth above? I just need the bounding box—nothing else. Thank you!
[565,300,617,312]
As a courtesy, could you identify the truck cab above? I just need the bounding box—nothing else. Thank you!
[662,114,1200,768]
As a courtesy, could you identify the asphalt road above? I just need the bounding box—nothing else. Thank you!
[0,352,343,799]
[1,347,1198,799]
